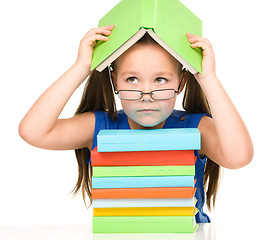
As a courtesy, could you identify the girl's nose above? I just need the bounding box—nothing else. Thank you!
[140,83,154,102]
[140,92,154,102]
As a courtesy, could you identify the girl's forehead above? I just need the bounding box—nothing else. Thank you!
[114,44,182,74]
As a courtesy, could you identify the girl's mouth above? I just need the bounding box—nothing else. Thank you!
[137,109,159,113]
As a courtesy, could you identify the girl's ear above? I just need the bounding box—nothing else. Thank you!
[177,69,187,95]
[111,71,118,91]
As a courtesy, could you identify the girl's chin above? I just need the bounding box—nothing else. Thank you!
[133,118,166,129]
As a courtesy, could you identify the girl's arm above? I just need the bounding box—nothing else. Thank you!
[19,25,115,150]
[186,33,254,169]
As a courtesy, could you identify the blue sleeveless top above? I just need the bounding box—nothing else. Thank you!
[89,110,211,223]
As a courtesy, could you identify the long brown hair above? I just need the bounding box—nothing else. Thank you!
[71,68,116,206]
[183,71,221,210]
[72,33,220,210]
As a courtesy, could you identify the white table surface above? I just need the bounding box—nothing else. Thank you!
[0,222,261,240]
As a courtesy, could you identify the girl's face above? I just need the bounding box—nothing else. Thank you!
[112,43,185,129]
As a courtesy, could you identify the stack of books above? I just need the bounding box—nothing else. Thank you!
[91,128,200,233]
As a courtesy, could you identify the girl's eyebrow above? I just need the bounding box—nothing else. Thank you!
[155,72,174,76]
[120,71,174,77]
[121,71,138,76]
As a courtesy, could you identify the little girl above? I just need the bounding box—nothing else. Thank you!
[19,24,253,223]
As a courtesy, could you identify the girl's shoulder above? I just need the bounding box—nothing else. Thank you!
[165,110,211,129]
[94,110,210,130]
[92,110,129,150]
[94,110,128,129]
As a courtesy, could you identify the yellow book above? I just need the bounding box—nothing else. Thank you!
[93,207,198,216]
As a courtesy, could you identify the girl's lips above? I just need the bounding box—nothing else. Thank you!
[137,109,159,112]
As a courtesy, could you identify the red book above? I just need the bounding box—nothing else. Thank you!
[91,147,196,166]
[92,187,196,199]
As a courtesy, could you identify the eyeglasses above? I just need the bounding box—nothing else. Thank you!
[108,65,186,101]
[117,89,178,100]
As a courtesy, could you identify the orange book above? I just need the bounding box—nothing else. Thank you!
[92,187,196,199]
[91,147,195,166]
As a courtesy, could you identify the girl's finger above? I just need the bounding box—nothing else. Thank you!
[94,34,109,41]
[189,37,211,49]
[188,36,206,43]
[190,42,203,49]
[189,39,210,49]
[84,26,114,39]
[190,42,210,55]
[94,25,115,34]
[93,29,112,37]
[187,38,198,43]
[85,28,110,38]
[86,34,110,47]
[186,33,210,45]
[102,24,115,29]
[186,32,202,39]
[89,34,109,43]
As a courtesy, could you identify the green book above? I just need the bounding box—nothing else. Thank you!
[93,165,195,177]
[91,0,203,74]
[93,216,198,233]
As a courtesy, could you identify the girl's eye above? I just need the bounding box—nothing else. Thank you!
[127,77,138,83]
[155,78,167,84]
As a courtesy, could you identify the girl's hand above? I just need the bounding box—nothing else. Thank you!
[75,24,115,69]
[186,33,216,83]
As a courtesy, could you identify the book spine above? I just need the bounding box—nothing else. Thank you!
[91,148,196,166]
[93,165,195,177]
[93,207,196,216]
[91,187,196,199]
[92,198,195,208]
[98,143,199,152]
[92,216,197,233]
[140,0,156,31]
[92,176,195,188]
[97,129,201,152]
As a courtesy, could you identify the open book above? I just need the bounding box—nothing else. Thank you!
[91,0,203,74]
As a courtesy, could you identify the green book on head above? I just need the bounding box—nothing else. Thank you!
[91,0,203,74]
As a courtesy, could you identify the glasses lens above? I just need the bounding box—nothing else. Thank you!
[118,90,142,100]
[152,89,175,100]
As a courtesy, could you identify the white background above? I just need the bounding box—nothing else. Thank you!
[0,0,263,226]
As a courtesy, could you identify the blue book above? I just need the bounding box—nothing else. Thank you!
[92,198,196,208]
[92,176,195,188]
[97,128,200,152]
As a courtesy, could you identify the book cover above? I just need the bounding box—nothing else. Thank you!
[91,0,203,74]
[92,176,195,188]
[91,187,196,199]
[97,128,201,152]
[92,198,196,208]
[93,206,198,216]
[92,216,198,233]
[93,165,195,177]
[91,147,196,166]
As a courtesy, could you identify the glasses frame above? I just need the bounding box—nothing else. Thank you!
[117,89,176,101]
[108,65,186,101]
